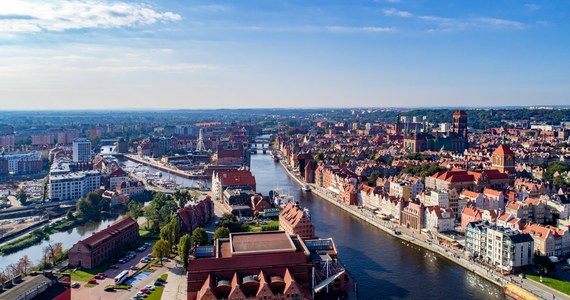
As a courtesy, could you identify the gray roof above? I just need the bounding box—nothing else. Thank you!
[0,275,52,300]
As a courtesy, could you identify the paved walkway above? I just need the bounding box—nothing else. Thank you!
[161,263,188,300]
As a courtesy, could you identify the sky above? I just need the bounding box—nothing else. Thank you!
[0,0,569,110]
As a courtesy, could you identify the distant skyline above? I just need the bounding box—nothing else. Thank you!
[0,0,569,110]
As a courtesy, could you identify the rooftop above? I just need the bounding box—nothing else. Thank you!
[230,231,297,255]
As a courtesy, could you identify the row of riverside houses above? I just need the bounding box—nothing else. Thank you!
[275,111,570,274]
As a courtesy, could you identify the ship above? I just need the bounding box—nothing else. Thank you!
[302,184,311,192]
[269,188,295,208]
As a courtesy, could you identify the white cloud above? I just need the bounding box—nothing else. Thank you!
[476,17,525,29]
[524,3,541,11]
[383,8,413,17]
[0,0,181,34]
[327,26,395,33]
[419,15,526,32]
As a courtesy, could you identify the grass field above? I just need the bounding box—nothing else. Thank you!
[145,287,165,300]
[70,260,112,281]
[527,274,570,295]
[249,220,279,232]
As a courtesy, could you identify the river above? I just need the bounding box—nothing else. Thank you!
[249,152,504,299]
[0,214,124,270]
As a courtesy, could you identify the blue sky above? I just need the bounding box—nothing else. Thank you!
[0,0,568,110]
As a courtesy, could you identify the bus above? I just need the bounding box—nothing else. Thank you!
[114,270,129,285]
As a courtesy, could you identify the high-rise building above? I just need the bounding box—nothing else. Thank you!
[72,138,92,162]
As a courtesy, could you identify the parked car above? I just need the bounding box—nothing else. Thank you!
[146,254,154,259]
[145,285,155,291]
[130,265,140,270]
[88,278,97,284]
[71,282,80,288]
[154,281,164,286]
[95,275,104,279]
[137,291,146,298]
[97,272,107,278]
[104,285,115,292]
[110,264,119,269]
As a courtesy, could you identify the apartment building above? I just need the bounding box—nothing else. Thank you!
[465,221,534,273]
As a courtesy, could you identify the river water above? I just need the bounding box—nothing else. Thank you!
[0,215,124,270]
[249,153,504,300]
[0,143,504,299]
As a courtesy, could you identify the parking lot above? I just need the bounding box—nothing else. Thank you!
[71,241,173,300]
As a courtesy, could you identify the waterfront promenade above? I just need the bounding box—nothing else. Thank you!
[277,154,569,300]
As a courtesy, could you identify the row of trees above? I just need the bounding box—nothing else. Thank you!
[153,226,209,269]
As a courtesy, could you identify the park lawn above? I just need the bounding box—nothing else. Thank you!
[146,286,165,300]
[249,220,279,232]
[527,274,570,295]
[70,260,113,281]
[84,283,96,288]
[159,274,168,281]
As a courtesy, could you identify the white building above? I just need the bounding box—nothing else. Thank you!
[425,206,455,233]
[465,221,534,272]
[49,170,102,201]
[72,138,92,162]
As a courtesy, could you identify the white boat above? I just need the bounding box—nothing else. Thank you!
[302,184,311,192]
[269,187,295,208]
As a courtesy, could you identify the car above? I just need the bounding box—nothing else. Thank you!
[88,278,97,284]
[145,285,155,290]
[104,285,115,292]
[140,288,151,294]
[146,254,154,258]
[97,272,107,278]
[137,291,146,298]
[71,282,80,288]
[161,257,169,262]
[144,242,152,247]
[118,259,126,264]
[154,281,163,286]
[136,247,144,252]
[156,277,166,283]
[131,297,140,300]
[95,275,104,279]
[130,265,140,270]
[110,264,119,269]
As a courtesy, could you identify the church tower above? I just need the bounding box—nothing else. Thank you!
[491,142,515,175]
[452,110,467,137]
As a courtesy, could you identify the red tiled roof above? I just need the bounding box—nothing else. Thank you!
[217,170,256,187]
[493,144,513,155]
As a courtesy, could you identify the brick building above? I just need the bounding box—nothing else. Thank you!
[279,203,315,239]
[68,217,139,269]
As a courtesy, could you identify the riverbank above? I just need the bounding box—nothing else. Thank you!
[279,159,508,288]
[276,155,562,299]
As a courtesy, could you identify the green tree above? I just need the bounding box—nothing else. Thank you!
[76,190,104,220]
[127,200,143,219]
[66,209,75,221]
[191,227,209,246]
[170,217,180,245]
[152,239,171,265]
[15,189,27,206]
[178,234,192,269]
[367,171,381,186]
[214,227,230,239]
[160,224,172,244]
[144,192,177,232]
